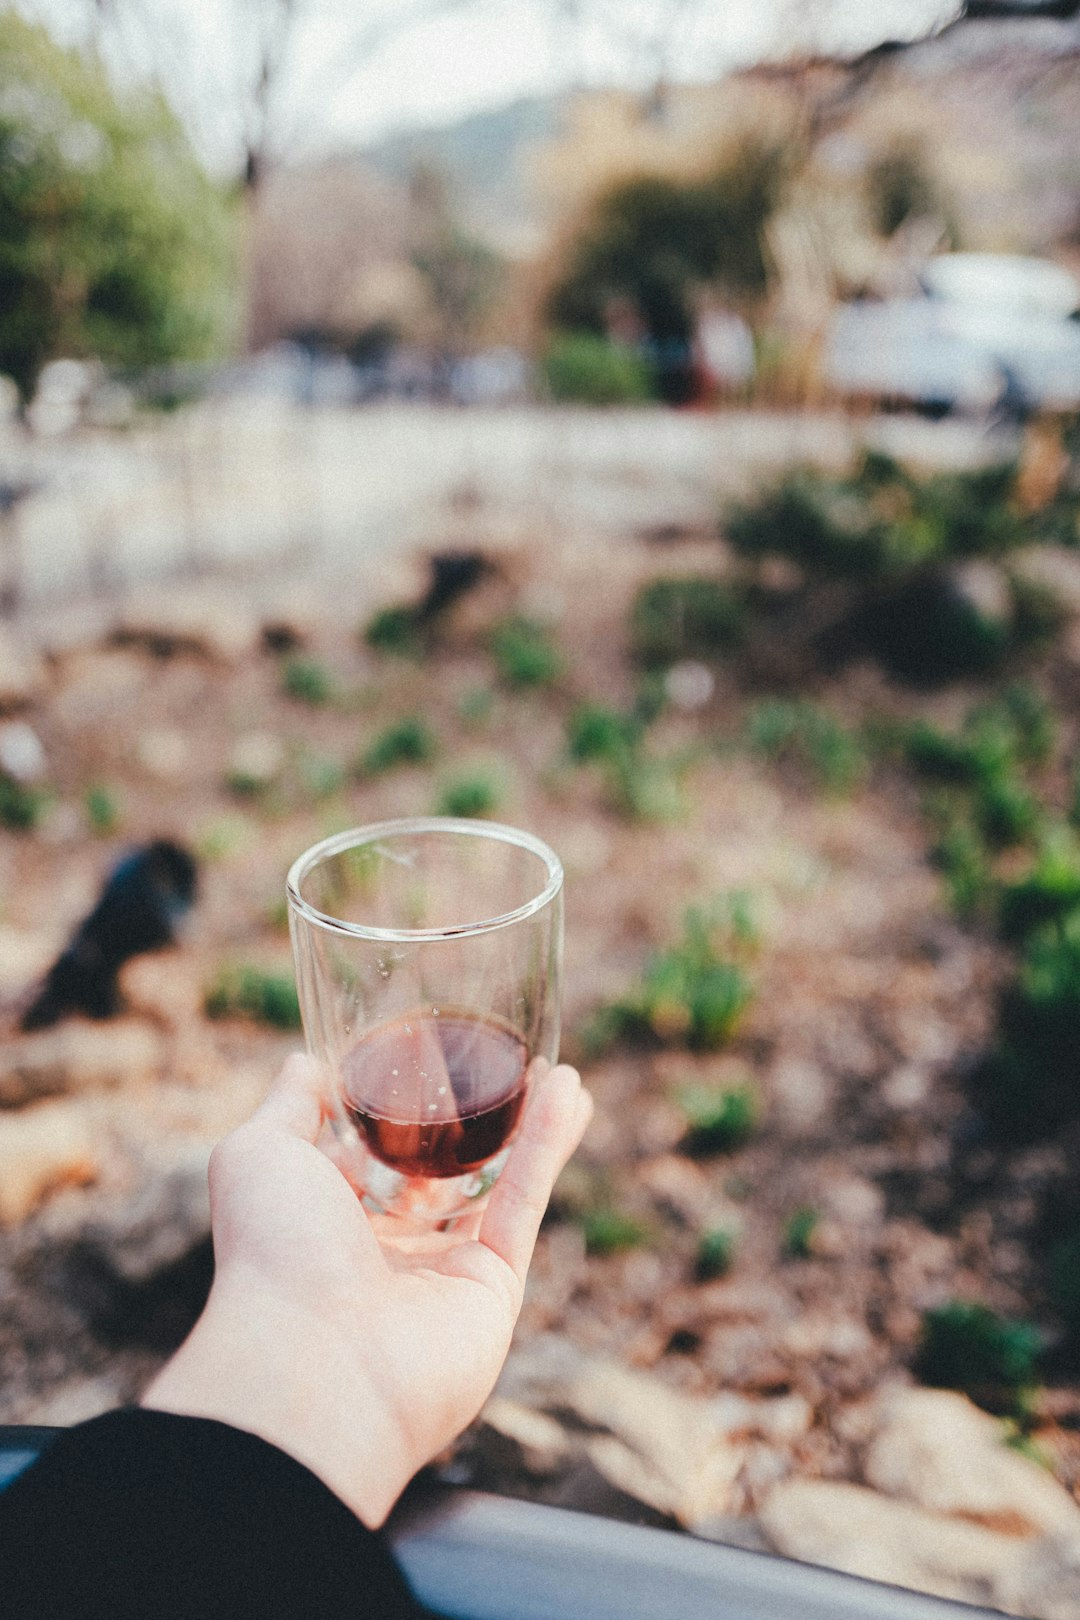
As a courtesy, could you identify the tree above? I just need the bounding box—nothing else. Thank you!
[0,12,234,400]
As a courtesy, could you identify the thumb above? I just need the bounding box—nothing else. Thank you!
[250,1052,327,1143]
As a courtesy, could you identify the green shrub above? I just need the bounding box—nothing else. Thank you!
[490,616,563,688]
[436,771,501,819]
[915,1302,1041,1412]
[580,1206,648,1256]
[677,1082,759,1155]
[0,776,47,831]
[297,754,346,801]
[85,784,121,835]
[999,836,1080,943]
[566,703,640,765]
[746,700,864,795]
[205,965,302,1030]
[596,894,756,1051]
[543,332,652,406]
[364,606,423,659]
[631,577,745,667]
[783,1207,820,1259]
[360,717,436,775]
[282,656,334,706]
[695,1227,737,1280]
[976,911,1080,1140]
[931,816,994,920]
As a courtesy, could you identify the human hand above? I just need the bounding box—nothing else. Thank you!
[143,1054,591,1526]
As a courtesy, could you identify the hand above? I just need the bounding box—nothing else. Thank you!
[143,1054,592,1526]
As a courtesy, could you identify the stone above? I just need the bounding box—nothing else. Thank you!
[478,1397,570,1477]
[113,587,260,662]
[228,731,284,790]
[0,628,46,710]
[0,1020,164,1108]
[664,661,715,712]
[1012,546,1080,619]
[947,559,1012,629]
[1000,1534,1080,1620]
[865,1387,1080,1542]
[0,1101,100,1222]
[0,925,57,1001]
[0,721,46,782]
[759,1479,1026,1607]
[767,1057,829,1134]
[135,728,189,781]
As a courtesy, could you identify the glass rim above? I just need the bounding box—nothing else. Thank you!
[285,817,564,943]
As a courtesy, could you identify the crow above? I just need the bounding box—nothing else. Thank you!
[21,840,197,1030]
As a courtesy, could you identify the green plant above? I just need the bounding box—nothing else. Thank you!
[594,894,757,1052]
[543,332,652,405]
[677,1082,759,1155]
[580,1207,648,1257]
[297,754,346,801]
[490,616,563,689]
[976,910,1080,1140]
[85,784,121,834]
[436,771,501,819]
[745,700,864,796]
[364,605,424,659]
[205,965,302,1030]
[631,577,745,667]
[783,1207,820,1259]
[458,685,494,726]
[282,656,334,706]
[915,1302,1041,1412]
[999,836,1080,943]
[931,815,994,920]
[359,717,436,775]
[695,1227,737,1281]
[0,775,48,830]
[566,703,641,765]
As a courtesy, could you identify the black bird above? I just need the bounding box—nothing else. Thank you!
[415,550,491,623]
[21,840,198,1030]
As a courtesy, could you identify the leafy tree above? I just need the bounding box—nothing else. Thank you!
[0,12,234,399]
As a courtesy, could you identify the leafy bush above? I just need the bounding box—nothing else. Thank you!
[85,785,121,834]
[976,912,1080,1141]
[783,1208,820,1259]
[677,1082,759,1155]
[0,775,48,830]
[915,1302,1041,1412]
[746,700,864,796]
[593,894,757,1052]
[999,836,1080,944]
[580,1206,649,1256]
[566,701,684,822]
[436,771,501,819]
[364,605,424,659]
[543,333,652,405]
[490,617,563,688]
[282,656,334,706]
[205,966,302,1030]
[631,577,745,667]
[695,1227,737,1281]
[359,717,436,776]
[566,703,641,765]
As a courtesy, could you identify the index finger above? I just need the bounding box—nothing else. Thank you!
[477,1062,592,1283]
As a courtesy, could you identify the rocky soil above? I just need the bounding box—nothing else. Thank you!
[2,492,1080,1616]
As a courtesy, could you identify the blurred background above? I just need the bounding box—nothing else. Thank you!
[3,1,1080,1611]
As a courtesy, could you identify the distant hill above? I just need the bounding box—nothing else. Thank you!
[360,95,568,253]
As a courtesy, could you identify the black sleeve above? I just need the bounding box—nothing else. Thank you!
[0,1408,427,1619]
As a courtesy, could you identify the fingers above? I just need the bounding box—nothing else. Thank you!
[249,1052,327,1143]
[478,1063,592,1285]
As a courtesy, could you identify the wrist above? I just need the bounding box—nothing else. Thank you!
[142,1283,413,1527]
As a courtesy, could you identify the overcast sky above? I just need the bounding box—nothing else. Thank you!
[33,0,963,170]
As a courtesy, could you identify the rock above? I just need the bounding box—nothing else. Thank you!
[948,559,1012,629]
[228,731,284,791]
[712,1391,814,1445]
[0,1101,99,1222]
[767,1057,829,1134]
[821,1174,885,1229]
[0,628,46,710]
[0,925,57,1000]
[497,1336,746,1528]
[0,721,46,782]
[118,956,203,1027]
[760,1479,1026,1607]
[1001,1534,1080,1620]
[866,1387,1080,1542]
[664,661,714,712]
[1012,546,1080,619]
[0,1020,164,1107]
[135,728,190,781]
[113,587,260,662]
[478,1397,570,1477]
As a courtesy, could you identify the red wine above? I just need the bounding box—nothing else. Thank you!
[342,1013,528,1179]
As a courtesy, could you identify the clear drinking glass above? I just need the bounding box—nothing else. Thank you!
[286,818,563,1224]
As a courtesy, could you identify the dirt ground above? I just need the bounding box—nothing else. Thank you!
[2,495,1079,1525]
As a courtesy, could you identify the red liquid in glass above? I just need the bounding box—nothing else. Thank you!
[342,1013,528,1179]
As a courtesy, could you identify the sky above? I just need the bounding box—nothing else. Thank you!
[32,0,963,173]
